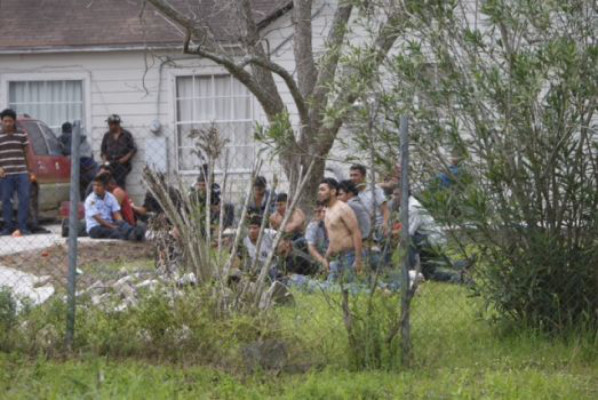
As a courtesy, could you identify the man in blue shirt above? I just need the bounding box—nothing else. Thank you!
[84,175,143,241]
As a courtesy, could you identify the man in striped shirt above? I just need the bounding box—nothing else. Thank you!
[0,109,31,235]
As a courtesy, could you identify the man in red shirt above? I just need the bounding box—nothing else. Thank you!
[106,175,138,228]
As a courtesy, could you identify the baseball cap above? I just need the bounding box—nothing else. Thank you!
[106,114,121,123]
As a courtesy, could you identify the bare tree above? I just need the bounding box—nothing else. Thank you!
[144,0,405,197]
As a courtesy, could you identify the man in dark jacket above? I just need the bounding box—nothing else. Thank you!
[100,114,136,189]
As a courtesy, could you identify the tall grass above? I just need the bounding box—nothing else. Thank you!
[1,283,597,398]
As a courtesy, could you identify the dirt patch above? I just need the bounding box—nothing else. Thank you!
[0,241,154,289]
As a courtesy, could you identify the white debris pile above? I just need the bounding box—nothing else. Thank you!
[0,265,55,311]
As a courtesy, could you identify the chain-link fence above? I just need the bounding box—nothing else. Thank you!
[1,109,594,371]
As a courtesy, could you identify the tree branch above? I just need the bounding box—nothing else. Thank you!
[309,4,353,121]
[239,55,309,127]
[293,0,318,98]
[316,6,406,155]
[146,0,217,49]
[150,0,289,123]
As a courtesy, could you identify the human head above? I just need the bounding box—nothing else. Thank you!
[450,153,461,166]
[276,236,293,257]
[318,177,339,206]
[92,175,109,196]
[61,122,72,134]
[253,176,267,196]
[276,192,288,215]
[338,180,359,202]
[106,175,117,191]
[349,164,367,186]
[0,109,17,132]
[195,173,207,194]
[247,214,263,242]
[106,114,121,133]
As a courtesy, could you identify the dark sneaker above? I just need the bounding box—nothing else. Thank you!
[0,229,13,236]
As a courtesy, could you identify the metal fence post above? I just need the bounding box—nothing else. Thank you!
[398,115,412,364]
[65,120,81,348]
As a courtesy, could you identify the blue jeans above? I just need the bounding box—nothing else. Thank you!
[328,251,356,283]
[89,220,135,240]
[1,173,30,232]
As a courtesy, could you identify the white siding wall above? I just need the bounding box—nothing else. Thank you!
[0,0,396,203]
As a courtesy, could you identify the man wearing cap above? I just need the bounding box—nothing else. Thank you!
[100,114,137,189]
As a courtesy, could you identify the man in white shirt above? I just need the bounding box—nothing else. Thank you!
[85,175,143,241]
[398,190,462,282]
[349,164,390,239]
[241,214,280,280]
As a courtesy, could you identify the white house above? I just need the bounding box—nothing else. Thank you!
[0,0,340,202]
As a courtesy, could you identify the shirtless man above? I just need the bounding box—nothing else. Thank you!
[318,178,363,281]
[269,193,306,239]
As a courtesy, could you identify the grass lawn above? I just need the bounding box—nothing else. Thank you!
[1,282,597,399]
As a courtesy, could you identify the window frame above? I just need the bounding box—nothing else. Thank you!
[170,70,257,175]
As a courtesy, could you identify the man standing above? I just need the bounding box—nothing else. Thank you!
[349,164,390,240]
[0,109,31,236]
[84,175,143,241]
[100,114,136,189]
[269,193,306,239]
[318,178,362,282]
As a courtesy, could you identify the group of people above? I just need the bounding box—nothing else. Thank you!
[0,107,139,237]
[238,163,462,284]
[0,102,463,286]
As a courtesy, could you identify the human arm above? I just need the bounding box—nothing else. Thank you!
[92,214,118,229]
[100,133,108,162]
[269,213,280,230]
[285,208,306,233]
[132,203,148,216]
[118,151,135,164]
[112,187,126,205]
[381,201,390,236]
[308,243,328,271]
[117,132,137,164]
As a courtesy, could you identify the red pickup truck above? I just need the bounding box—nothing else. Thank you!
[0,116,72,224]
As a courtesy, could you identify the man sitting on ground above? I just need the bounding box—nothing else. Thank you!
[241,214,277,274]
[84,175,144,241]
[106,175,138,227]
[269,193,306,240]
[276,235,319,277]
[395,189,464,282]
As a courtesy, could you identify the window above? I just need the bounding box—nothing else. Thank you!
[175,75,255,172]
[9,80,84,134]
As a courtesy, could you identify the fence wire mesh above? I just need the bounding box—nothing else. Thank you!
[2,112,589,371]
[0,116,479,363]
